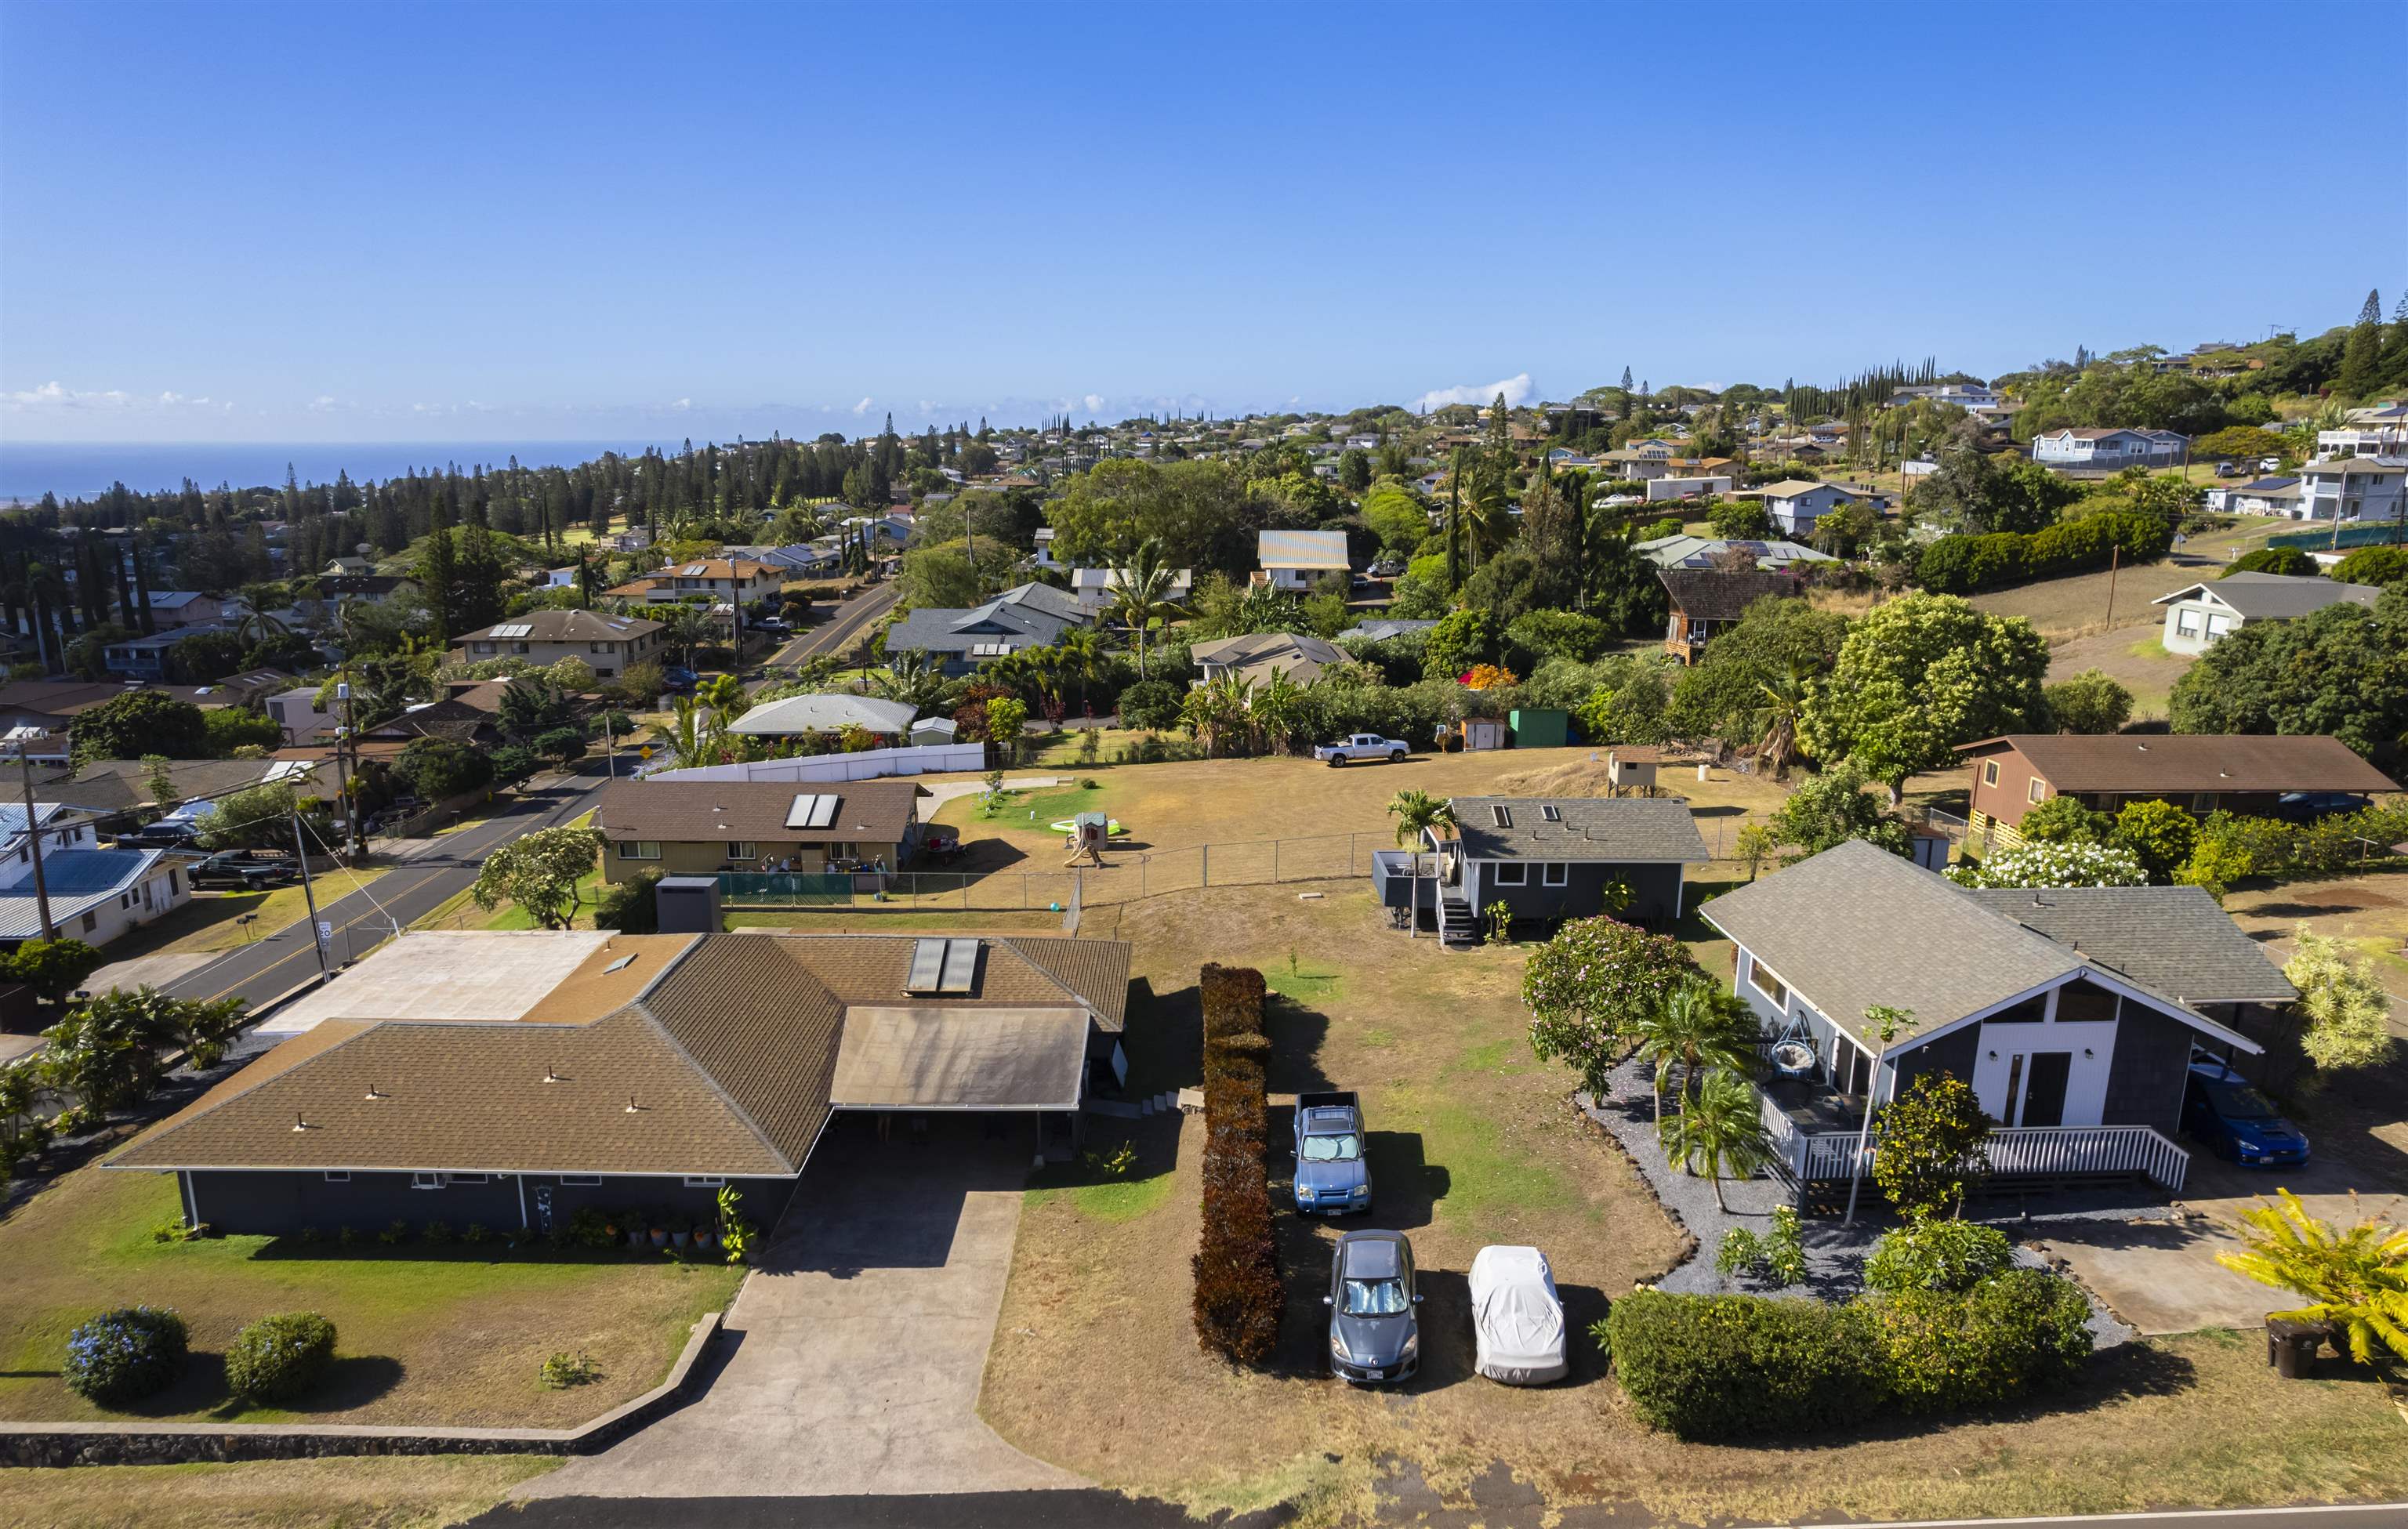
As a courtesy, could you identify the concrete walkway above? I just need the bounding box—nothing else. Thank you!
[524,1118,1078,1499]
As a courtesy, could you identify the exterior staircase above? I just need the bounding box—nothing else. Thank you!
[1438,897,1478,947]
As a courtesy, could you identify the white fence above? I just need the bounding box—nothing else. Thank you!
[1761,1089,2190,1194]
[644,741,986,784]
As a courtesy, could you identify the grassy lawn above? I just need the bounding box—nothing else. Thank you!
[0,1455,560,1529]
[2041,620,2196,720]
[1969,517,2285,643]
[0,1164,742,1428]
[102,869,398,962]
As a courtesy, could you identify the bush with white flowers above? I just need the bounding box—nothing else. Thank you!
[1946,840,2146,889]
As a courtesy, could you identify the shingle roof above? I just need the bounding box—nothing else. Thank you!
[1190,632,1348,682]
[2149,571,2383,621]
[884,582,1087,657]
[110,930,1134,1176]
[1959,886,2295,1005]
[1635,535,1837,571]
[1701,840,2087,1048]
[1656,569,1801,621]
[457,610,664,643]
[593,779,923,847]
[1958,734,2398,795]
[1449,797,1711,864]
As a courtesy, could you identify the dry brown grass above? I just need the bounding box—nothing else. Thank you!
[0,1455,557,1529]
[980,882,2408,1524]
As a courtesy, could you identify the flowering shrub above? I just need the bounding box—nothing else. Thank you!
[1457,664,1518,690]
[63,1306,188,1406]
[1945,840,2145,889]
[224,1311,337,1403]
[1525,918,1704,1095]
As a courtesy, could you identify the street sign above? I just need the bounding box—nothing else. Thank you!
[640,745,653,760]
[317,921,334,944]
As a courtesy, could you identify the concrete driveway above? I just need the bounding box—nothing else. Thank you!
[527,1116,1080,1498]
[2036,1148,2408,1335]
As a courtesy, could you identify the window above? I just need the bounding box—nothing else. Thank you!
[619,840,661,861]
[1542,862,1568,887]
[1493,862,1527,886]
[80,911,97,934]
[471,641,497,655]
[447,1173,490,1184]
[560,1175,602,1187]
[727,841,757,859]
[2028,777,2047,804]
[411,1172,448,1190]
[683,1176,726,1189]
[2175,610,2201,637]
[1982,760,2000,788]
[324,1171,350,1183]
[1747,955,1788,1008]
[590,642,614,654]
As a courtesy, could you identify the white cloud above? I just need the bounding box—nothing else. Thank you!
[850,397,873,416]
[1082,393,1106,414]
[308,395,343,412]
[1410,372,1535,412]
[669,398,691,412]
[4,380,229,413]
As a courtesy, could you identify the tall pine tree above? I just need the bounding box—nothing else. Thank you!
[2337,288,2384,397]
[421,492,456,647]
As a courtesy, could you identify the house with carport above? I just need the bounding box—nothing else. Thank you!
[1703,840,2297,1206]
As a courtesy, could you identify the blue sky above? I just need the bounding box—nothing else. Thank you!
[3,0,2399,444]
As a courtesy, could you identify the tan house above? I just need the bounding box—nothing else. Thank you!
[617,558,782,607]
[454,610,665,679]
[593,778,925,882]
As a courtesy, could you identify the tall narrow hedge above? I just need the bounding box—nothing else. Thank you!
[1193,963,1283,1364]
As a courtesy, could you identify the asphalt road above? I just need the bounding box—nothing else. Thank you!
[478,1495,2408,1529]
[155,762,621,1013]
[763,578,897,674]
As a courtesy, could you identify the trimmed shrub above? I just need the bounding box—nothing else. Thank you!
[1917,509,2173,595]
[1862,1217,2014,1295]
[1606,1290,1887,1440]
[1863,1267,2092,1415]
[224,1311,338,1403]
[1192,963,1282,1364]
[63,1306,189,1407]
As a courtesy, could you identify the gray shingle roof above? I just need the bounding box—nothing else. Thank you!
[884,582,1087,658]
[1449,797,1710,864]
[2149,571,2382,621]
[1959,886,2295,1005]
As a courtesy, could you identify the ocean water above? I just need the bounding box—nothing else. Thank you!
[0,440,666,503]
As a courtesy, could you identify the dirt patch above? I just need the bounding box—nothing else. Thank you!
[2044,621,2197,719]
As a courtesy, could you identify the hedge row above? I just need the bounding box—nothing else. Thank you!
[1918,509,2174,595]
[1192,964,1282,1364]
[1607,1266,2092,1440]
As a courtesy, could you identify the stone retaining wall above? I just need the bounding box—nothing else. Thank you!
[0,1310,723,1468]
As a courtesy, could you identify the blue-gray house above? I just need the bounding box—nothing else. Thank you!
[883,582,1090,676]
[1373,795,1710,944]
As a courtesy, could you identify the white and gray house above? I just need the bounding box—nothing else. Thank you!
[1373,796,1709,944]
[2029,427,2187,470]
[1702,840,2295,1205]
[2149,571,2383,656]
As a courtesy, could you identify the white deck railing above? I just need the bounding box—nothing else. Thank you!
[1761,1091,2190,1194]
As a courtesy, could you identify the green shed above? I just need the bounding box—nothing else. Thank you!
[1508,708,1568,748]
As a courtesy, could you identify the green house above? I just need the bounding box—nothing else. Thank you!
[1508,708,1568,748]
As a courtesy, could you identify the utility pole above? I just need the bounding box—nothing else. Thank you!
[2102,544,2121,632]
[14,732,56,944]
[292,810,332,980]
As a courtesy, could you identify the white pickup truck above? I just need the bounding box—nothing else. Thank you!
[1313,733,1410,766]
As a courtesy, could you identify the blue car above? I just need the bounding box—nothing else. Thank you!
[661,666,700,694]
[2181,1063,2310,1167]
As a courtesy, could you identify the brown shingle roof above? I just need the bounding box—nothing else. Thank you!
[1959,734,2398,795]
[640,937,844,1168]
[1656,568,1800,621]
[593,779,923,847]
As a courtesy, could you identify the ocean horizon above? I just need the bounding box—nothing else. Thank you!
[0,438,678,504]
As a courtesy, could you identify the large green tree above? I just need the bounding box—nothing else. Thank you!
[2167,585,2408,758]
[68,690,209,763]
[1799,593,2047,801]
[2337,288,2384,397]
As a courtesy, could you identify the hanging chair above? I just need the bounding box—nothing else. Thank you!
[1768,1011,1817,1078]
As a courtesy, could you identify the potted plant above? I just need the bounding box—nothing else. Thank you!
[648,1219,668,1248]
[691,1225,714,1252]
[669,1217,691,1251]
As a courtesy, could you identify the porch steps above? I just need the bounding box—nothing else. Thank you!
[1438,897,1478,947]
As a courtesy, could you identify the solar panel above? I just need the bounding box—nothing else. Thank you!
[937,937,979,994]
[683,563,709,576]
[806,794,840,830]
[905,938,946,993]
[491,623,532,638]
[785,793,830,829]
[1491,805,1512,828]
[604,953,637,973]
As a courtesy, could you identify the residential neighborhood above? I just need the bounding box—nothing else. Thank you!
[2,9,2406,1527]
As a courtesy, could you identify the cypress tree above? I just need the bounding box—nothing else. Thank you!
[2337,288,2383,397]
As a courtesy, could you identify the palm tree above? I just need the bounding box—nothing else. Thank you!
[1385,789,1456,938]
[1743,661,1811,779]
[698,673,749,736]
[658,600,716,668]
[1633,978,1761,1125]
[1659,1068,1774,1212]
[870,650,946,716]
[660,695,723,770]
[1178,672,1253,758]
[1106,539,1187,678]
[1462,454,1514,570]
[230,585,292,647]
[1249,667,1308,755]
[1054,626,1108,708]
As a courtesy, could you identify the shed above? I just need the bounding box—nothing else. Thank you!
[1608,747,1659,792]
[1508,708,1568,749]
[1451,718,1508,752]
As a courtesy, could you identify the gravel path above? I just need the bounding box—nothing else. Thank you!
[1581,1054,2140,1346]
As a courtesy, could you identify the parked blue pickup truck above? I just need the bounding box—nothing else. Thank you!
[1293,1091,1371,1214]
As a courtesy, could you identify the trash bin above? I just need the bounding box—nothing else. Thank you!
[2265,1317,2325,1378]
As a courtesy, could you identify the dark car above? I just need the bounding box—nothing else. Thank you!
[2272,791,2373,824]
[2182,1063,2310,1168]
[1325,1230,1420,1384]
[190,852,296,891]
[662,666,701,694]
